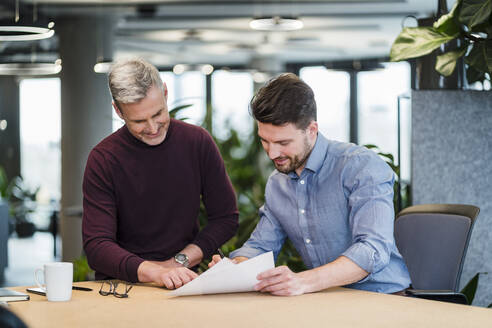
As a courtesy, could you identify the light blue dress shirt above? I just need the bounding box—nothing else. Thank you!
[230,133,411,293]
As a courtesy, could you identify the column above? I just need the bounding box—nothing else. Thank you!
[57,15,114,262]
[0,76,21,181]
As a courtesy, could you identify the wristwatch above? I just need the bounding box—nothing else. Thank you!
[174,253,190,268]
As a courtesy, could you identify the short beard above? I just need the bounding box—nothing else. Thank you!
[273,136,313,174]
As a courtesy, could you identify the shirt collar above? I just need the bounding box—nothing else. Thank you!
[288,132,328,179]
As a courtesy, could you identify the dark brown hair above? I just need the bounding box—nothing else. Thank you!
[250,73,316,129]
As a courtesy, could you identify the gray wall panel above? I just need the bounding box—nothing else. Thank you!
[412,90,492,306]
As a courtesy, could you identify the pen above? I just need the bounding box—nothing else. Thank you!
[217,248,225,259]
[72,286,93,291]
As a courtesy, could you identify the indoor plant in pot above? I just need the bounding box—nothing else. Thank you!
[8,176,38,238]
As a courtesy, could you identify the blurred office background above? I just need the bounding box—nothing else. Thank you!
[0,0,490,306]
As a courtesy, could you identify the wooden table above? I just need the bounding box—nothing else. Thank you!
[8,281,492,327]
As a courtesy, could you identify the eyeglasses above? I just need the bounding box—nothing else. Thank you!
[99,281,133,298]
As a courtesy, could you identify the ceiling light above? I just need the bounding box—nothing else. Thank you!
[0,0,55,42]
[173,64,186,75]
[200,64,214,75]
[0,25,54,41]
[252,72,270,83]
[0,60,62,76]
[94,60,113,74]
[173,64,214,75]
[0,120,7,131]
[249,16,303,31]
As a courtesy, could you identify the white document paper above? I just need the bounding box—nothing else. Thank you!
[170,251,274,296]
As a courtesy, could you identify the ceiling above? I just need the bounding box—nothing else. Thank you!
[0,0,441,71]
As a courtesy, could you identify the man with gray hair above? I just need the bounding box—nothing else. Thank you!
[82,58,238,289]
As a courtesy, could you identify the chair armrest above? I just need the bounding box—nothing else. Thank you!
[405,289,468,305]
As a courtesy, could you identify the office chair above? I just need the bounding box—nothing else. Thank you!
[394,204,480,304]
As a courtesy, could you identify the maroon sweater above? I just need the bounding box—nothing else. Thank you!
[82,119,238,282]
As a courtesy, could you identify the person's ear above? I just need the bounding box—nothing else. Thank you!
[163,82,168,101]
[307,121,318,137]
[113,102,124,120]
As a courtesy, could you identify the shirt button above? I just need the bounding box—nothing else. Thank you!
[305,238,311,244]
[300,180,305,185]
[300,209,305,214]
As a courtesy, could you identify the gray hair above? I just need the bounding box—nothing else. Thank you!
[108,58,164,105]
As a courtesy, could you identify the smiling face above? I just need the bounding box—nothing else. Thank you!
[258,121,318,176]
[114,84,170,146]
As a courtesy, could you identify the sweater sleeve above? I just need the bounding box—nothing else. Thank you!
[82,149,144,282]
[192,131,239,259]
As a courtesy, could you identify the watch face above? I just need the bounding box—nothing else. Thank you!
[176,254,186,262]
[175,253,189,267]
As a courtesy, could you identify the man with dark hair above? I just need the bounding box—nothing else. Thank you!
[210,73,410,296]
[83,58,238,289]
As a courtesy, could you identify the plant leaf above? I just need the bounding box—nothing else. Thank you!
[169,103,193,119]
[436,47,467,76]
[459,0,492,28]
[390,27,456,62]
[434,2,461,36]
[486,41,492,72]
[488,302,492,308]
[470,21,492,33]
[460,272,485,304]
[465,41,492,73]
[466,65,486,83]
[364,144,379,150]
[0,166,8,199]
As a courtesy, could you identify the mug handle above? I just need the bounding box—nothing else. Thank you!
[34,268,47,292]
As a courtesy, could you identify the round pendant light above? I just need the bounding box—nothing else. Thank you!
[0,25,54,41]
[249,16,303,31]
[0,61,62,76]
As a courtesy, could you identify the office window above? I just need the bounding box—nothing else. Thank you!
[300,66,350,142]
[358,62,411,180]
[19,78,61,202]
[19,78,61,228]
[112,71,206,132]
[212,70,254,141]
[163,71,206,125]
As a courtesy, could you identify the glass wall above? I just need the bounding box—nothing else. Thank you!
[19,78,61,228]
[357,62,411,180]
[212,70,254,141]
[300,66,350,142]
[19,78,61,202]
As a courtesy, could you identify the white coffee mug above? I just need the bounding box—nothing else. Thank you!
[34,262,73,302]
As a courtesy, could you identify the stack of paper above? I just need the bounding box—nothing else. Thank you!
[170,251,274,296]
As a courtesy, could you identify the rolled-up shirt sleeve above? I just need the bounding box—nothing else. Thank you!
[340,152,396,280]
[230,201,286,261]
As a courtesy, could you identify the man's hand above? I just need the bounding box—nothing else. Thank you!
[254,256,369,296]
[137,261,198,289]
[255,266,312,296]
[208,254,223,268]
[208,255,249,268]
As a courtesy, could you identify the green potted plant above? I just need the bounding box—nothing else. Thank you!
[0,166,16,235]
[390,0,491,86]
[8,176,39,238]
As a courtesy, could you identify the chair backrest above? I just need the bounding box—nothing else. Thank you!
[394,204,479,291]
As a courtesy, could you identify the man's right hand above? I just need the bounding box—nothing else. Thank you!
[137,261,198,289]
[208,255,249,268]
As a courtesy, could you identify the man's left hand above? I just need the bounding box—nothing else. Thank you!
[255,266,311,296]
